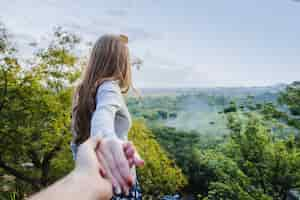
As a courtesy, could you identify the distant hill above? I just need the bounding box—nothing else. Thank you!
[139,83,287,97]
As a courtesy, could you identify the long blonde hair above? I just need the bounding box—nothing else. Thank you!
[72,34,132,144]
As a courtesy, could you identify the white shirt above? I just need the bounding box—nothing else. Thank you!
[71,80,132,157]
[90,80,132,140]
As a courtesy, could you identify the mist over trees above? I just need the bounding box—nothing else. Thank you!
[149,82,300,199]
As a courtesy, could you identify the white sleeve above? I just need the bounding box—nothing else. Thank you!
[90,86,123,139]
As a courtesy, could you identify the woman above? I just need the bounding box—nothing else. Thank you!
[71,34,144,200]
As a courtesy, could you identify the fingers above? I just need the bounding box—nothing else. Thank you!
[125,145,135,158]
[90,135,103,149]
[95,151,107,177]
[97,139,137,195]
[96,150,119,192]
[128,157,134,168]
[133,151,145,167]
[101,147,130,195]
[111,144,133,191]
[123,141,145,167]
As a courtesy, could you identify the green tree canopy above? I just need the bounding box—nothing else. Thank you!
[129,121,187,198]
[0,25,80,193]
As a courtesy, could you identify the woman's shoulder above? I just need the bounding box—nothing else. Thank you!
[97,80,121,93]
[95,80,123,105]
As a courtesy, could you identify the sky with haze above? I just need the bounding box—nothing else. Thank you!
[1,0,300,88]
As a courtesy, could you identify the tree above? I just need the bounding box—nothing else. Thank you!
[151,82,300,199]
[279,82,300,116]
[129,121,187,198]
[222,112,300,200]
[151,127,203,193]
[0,25,80,195]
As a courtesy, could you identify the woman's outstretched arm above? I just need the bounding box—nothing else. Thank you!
[90,82,144,195]
[29,137,112,200]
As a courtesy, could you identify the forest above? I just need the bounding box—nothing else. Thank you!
[0,22,300,200]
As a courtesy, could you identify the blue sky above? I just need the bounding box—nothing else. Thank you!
[1,0,300,87]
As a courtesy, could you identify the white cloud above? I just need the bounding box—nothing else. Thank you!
[0,0,299,87]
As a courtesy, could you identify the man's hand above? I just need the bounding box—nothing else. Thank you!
[71,136,113,199]
[75,136,107,176]
[95,138,144,195]
[29,137,113,200]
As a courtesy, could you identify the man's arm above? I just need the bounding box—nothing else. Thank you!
[30,171,110,200]
[29,137,112,200]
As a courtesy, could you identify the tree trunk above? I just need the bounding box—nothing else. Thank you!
[0,156,40,189]
[40,139,63,186]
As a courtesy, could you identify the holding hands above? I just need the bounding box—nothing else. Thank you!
[29,136,144,200]
[95,137,144,195]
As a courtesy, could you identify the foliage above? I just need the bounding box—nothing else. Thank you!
[150,83,300,199]
[222,114,300,199]
[223,101,237,113]
[279,82,300,116]
[0,24,79,196]
[129,121,187,198]
[151,127,222,194]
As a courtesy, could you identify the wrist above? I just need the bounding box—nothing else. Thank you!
[71,170,112,200]
[92,132,118,140]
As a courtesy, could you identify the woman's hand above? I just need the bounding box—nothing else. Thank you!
[123,141,145,168]
[95,138,144,195]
